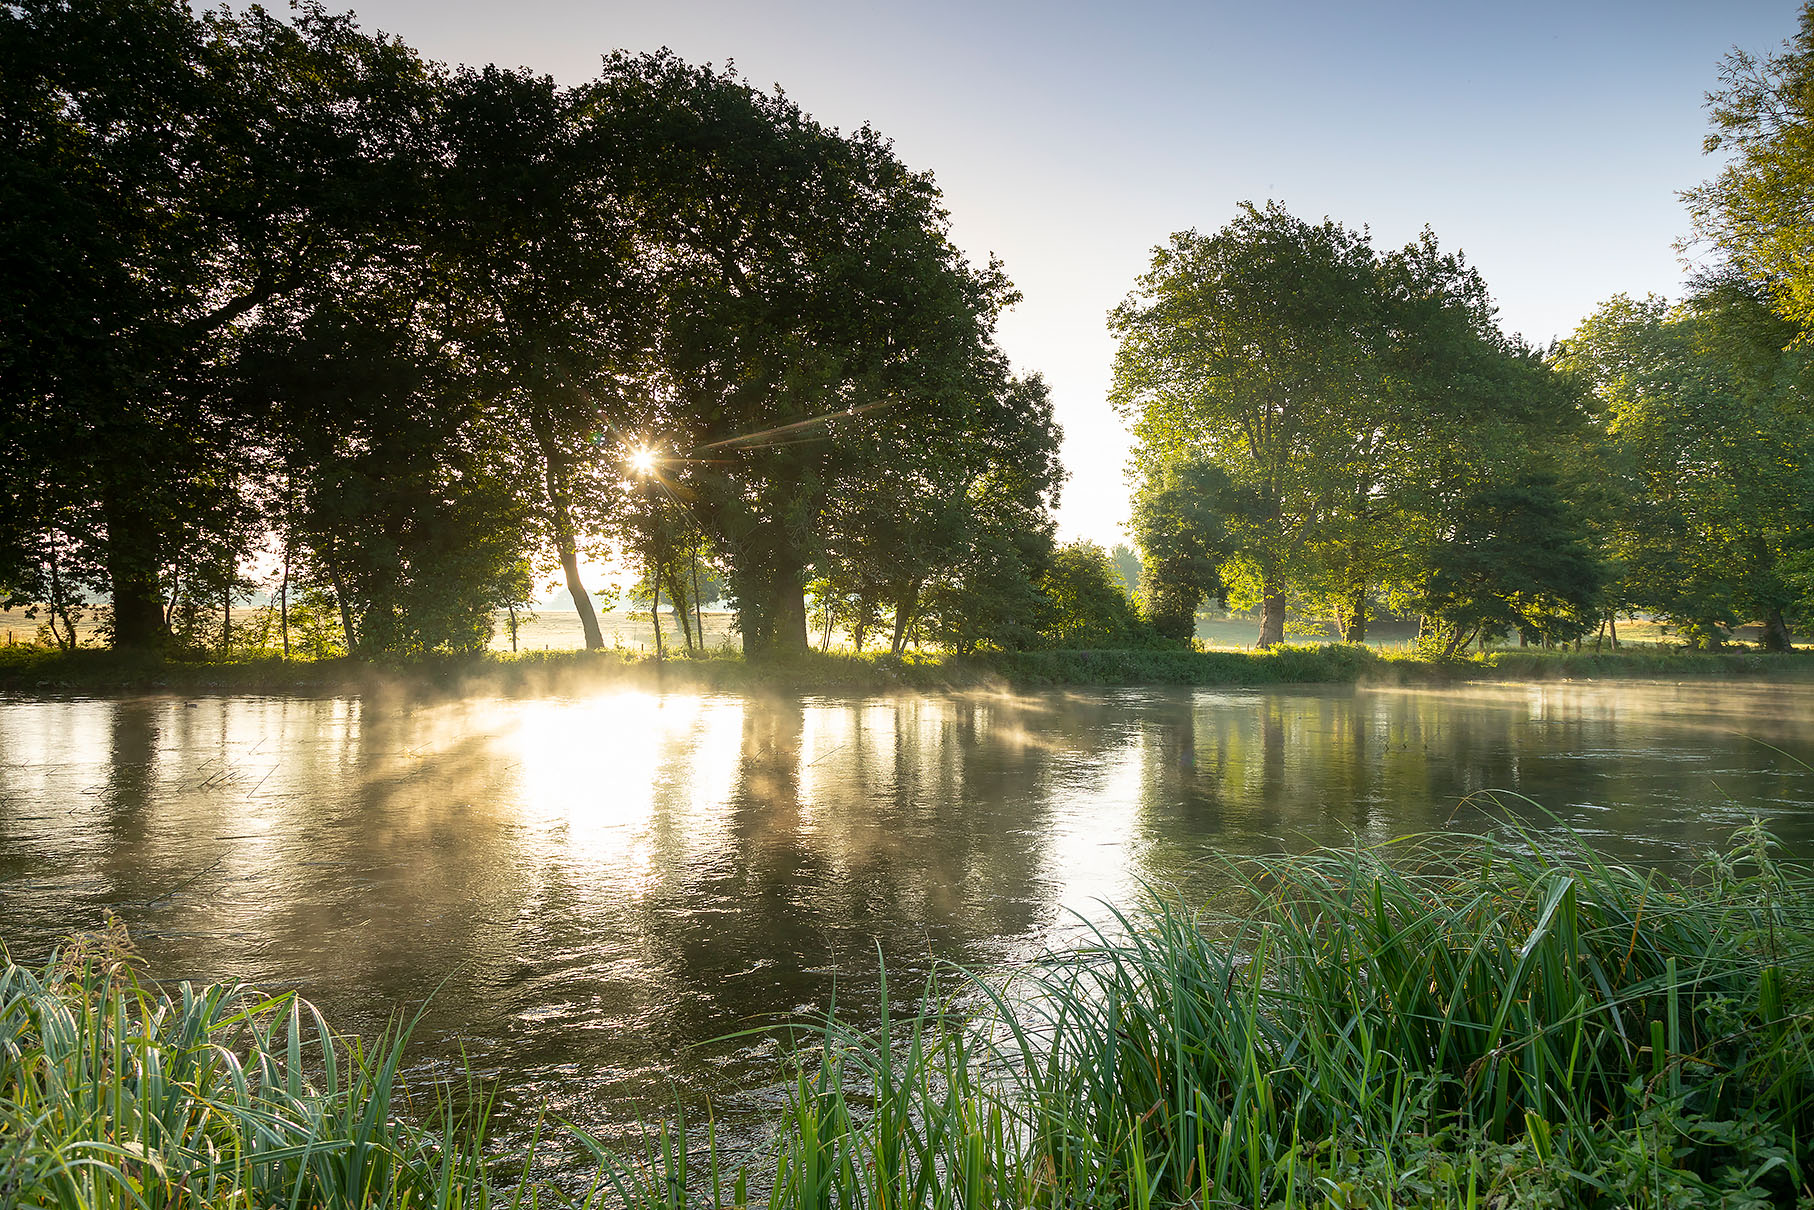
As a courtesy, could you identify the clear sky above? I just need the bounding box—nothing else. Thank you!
[338,0,1795,548]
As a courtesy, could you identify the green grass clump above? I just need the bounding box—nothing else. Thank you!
[0,919,509,1208]
[6,828,1814,1207]
[992,825,1814,1207]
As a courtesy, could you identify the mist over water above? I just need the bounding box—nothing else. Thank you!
[2,681,1812,1138]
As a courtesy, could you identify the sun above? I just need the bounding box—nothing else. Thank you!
[628,445,657,475]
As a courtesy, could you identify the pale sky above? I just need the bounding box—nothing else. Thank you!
[338,0,1793,548]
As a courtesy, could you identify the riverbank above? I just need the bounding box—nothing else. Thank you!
[2,641,1811,698]
[6,826,1810,1208]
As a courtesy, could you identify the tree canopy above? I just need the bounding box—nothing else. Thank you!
[1111,203,1596,650]
[0,1,1064,660]
[1685,2,1814,331]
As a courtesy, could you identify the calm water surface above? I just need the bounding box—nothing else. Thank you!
[2,681,1813,1138]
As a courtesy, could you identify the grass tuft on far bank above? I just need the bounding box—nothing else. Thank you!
[6,826,1814,1207]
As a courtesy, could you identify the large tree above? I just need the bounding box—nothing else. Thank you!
[1129,454,1237,640]
[600,52,1036,658]
[1419,472,1604,656]
[437,64,651,651]
[1110,203,1387,647]
[0,0,436,650]
[1558,285,1811,650]
[818,373,1063,656]
[1684,2,1814,331]
[1114,205,1594,649]
[242,281,536,656]
[5,15,1068,661]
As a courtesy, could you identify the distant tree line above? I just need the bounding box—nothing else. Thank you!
[0,0,1082,659]
[1112,2,1814,654]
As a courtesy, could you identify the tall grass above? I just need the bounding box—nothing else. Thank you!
[6,828,1813,1207]
[990,825,1814,1207]
[0,918,520,1209]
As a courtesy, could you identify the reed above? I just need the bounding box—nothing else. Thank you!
[0,918,524,1209]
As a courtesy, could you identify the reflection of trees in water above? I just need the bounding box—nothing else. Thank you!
[1127,688,1782,877]
[101,701,160,845]
[632,696,1068,1052]
[0,700,163,960]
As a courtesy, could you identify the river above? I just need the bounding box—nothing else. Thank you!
[2,680,1811,1141]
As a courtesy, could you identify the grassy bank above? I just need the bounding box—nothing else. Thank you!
[4,640,1812,698]
[6,827,1813,1208]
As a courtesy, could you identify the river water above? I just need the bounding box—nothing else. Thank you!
[2,681,1812,1139]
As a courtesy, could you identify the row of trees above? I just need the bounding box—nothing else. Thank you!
[1112,1,1814,655]
[1113,203,1812,654]
[8,2,1812,660]
[0,0,1070,658]
[1112,203,1606,653]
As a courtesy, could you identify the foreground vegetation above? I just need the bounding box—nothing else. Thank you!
[6,827,1814,1208]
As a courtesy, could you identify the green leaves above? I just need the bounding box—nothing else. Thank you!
[1421,472,1605,654]
[1684,4,1814,331]
[1129,454,1237,639]
[1114,203,1588,649]
[1558,284,1814,648]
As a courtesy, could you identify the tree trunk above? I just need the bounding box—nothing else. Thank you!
[279,539,291,659]
[651,578,664,659]
[323,548,358,655]
[737,579,773,657]
[776,571,808,655]
[665,566,695,652]
[890,581,922,657]
[46,538,75,653]
[1345,588,1368,644]
[1761,606,1795,653]
[739,534,810,660]
[103,490,167,652]
[1256,583,1286,649]
[530,413,604,650]
[557,538,603,650]
[1608,613,1619,650]
[691,552,705,653]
